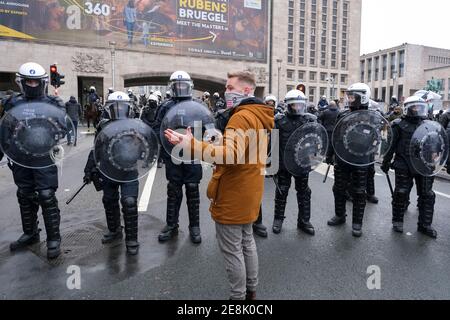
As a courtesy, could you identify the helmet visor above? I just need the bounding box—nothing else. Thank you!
[107,101,133,120]
[170,80,193,98]
[288,102,307,115]
[406,102,428,118]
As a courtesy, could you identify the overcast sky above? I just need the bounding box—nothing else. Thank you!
[360,0,450,55]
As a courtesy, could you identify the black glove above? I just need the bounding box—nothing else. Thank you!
[83,173,92,184]
[325,156,333,165]
[381,162,390,174]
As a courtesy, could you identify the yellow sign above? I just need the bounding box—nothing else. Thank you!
[0,24,34,40]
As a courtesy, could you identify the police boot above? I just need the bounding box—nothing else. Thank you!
[366,167,378,204]
[273,198,286,234]
[393,197,406,233]
[417,191,437,239]
[352,193,366,238]
[122,197,140,255]
[186,183,202,244]
[158,182,181,242]
[366,194,379,204]
[102,200,123,244]
[328,196,346,226]
[39,189,61,260]
[10,190,41,251]
[253,208,268,238]
[297,186,315,236]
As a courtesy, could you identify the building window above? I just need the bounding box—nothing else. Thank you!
[374,56,380,81]
[287,69,295,80]
[310,71,317,82]
[341,1,349,70]
[320,72,328,82]
[340,74,347,84]
[287,0,295,64]
[298,70,305,81]
[360,60,365,83]
[310,0,317,67]
[320,87,327,97]
[374,88,379,100]
[399,50,405,78]
[390,52,396,79]
[382,87,386,101]
[367,58,372,82]
[382,55,387,80]
[298,0,306,66]
[309,87,316,103]
[398,85,403,100]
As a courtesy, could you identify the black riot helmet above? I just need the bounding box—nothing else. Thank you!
[105,91,134,120]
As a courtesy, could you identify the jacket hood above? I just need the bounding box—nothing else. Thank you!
[69,96,77,103]
[235,99,274,130]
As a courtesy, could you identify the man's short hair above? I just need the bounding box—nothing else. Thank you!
[227,71,256,89]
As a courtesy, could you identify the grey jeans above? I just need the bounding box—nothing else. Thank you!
[215,222,259,300]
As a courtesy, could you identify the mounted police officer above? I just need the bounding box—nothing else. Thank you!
[382,96,449,238]
[272,89,319,235]
[0,62,66,259]
[144,71,203,244]
[83,91,157,255]
[326,83,376,237]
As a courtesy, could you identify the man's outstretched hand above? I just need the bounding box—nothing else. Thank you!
[164,127,193,146]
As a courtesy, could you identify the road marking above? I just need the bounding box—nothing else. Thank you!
[314,163,334,180]
[435,191,450,199]
[138,164,158,212]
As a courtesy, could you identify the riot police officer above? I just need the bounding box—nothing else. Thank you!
[326,83,373,237]
[264,95,277,109]
[1,62,66,259]
[212,92,226,113]
[88,86,100,105]
[83,91,142,255]
[382,96,445,238]
[145,71,203,244]
[272,90,317,235]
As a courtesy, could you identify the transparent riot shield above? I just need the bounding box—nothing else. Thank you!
[409,121,449,176]
[94,119,159,183]
[284,122,329,175]
[332,110,392,166]
[0,101,75,168]
[160,100,222,163]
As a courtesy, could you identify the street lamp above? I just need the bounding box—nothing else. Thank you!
[109,41,116,89]
[276,59,282,100]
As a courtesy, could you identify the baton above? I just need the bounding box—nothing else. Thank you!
[66,182,88,205]
[323,164,332,183]
[272,176,283,195]
[385,173,394,197]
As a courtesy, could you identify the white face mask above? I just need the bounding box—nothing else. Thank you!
[224,91,248,109]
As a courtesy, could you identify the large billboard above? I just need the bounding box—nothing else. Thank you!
[0,0,268,62]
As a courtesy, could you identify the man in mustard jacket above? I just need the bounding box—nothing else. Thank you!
[165,71,274,300]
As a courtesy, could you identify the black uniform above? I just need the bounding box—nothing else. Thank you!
[382,117,438,238]
[213,98,226,113]
[2,94,65,258]
[318,104,339,156]
[144,97,202,243]
[273,112,317,235]
[439,110,450,130]
[84,119,140,254]
[327,109,369,236]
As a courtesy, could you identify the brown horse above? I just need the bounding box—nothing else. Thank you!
[84,102,100,130]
